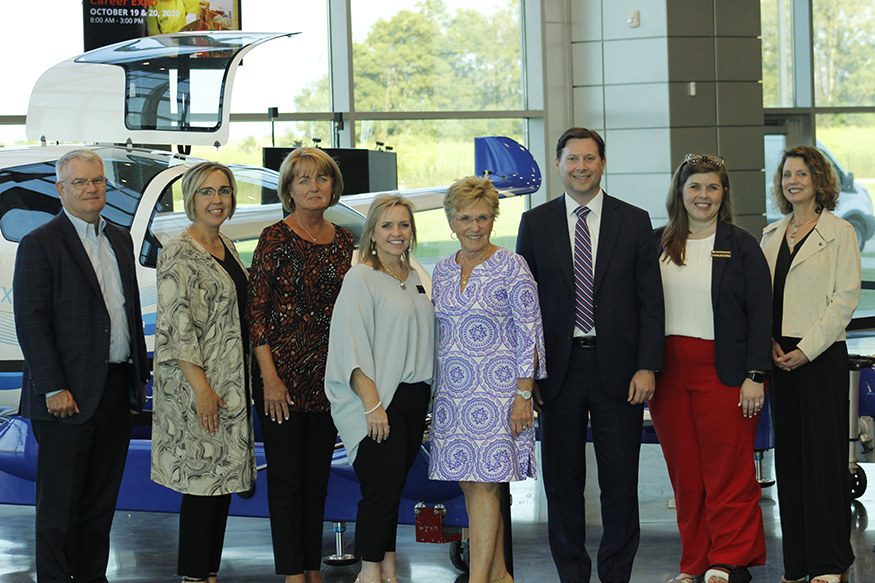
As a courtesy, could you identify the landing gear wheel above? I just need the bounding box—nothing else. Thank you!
[449,539,470,572]
[851,466,867,499]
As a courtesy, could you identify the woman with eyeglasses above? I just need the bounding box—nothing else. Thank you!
[649,155,771,583]
[151,162,256,583]
[325,193,435,583]
[761,146,860,583]
[248,148,354,583]
[427,176,545,583]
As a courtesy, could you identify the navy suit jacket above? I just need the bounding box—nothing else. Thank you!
[517,193,664,401]
[655,220,772,386]
[14,212,149,424]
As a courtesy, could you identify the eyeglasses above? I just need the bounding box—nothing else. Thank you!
[685,153,725,167]
[452,214,494,226]
[66,176,107,189]
[195,186,234,198]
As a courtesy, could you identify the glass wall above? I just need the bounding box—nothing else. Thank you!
[812,0,875,107]
[350,0,523,113]
[761,0,794,108]
[3,0,539,261]
[761,0,875,320]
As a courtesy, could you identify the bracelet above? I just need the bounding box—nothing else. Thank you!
[363,401,382,415]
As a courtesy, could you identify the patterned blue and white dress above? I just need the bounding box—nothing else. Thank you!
[428,246,546,482]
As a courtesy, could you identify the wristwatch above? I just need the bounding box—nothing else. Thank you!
[746,370,765,383]
[516,389,532,400]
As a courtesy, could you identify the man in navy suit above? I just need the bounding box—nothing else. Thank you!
[517,128,664,583]
[14,149,149,583]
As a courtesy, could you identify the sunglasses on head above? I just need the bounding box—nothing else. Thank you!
[685,153,725,167]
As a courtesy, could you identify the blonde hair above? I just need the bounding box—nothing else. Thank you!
[443,175,500,223]
[181,162,238,221]
[358,193,418,272]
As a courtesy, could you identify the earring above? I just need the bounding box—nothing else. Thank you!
[450,232,458,240]
[491,230,496,238]
[370,241,377,255]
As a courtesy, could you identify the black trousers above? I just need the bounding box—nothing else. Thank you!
[31,364,133,583]
[254,389,337,576]
[540,344,643,583]
[352,382,430,563]
[772,339,854,579]
[177,493,232,579]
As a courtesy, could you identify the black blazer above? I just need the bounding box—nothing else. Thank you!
[517,193,665,401]
[655,220,772,386]
[14,212,149,424]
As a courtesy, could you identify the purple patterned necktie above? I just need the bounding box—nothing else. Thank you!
[573,206,594,332]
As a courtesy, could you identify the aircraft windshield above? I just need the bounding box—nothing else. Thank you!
[78,33,281,133]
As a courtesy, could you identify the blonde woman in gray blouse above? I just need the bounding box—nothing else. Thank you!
[325,193,435,583]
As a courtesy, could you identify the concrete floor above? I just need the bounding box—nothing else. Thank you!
[1,445,874,582]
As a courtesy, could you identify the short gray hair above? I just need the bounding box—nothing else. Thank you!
[56,149,104,183]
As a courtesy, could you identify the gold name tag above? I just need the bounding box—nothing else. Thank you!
[711,250,731,258]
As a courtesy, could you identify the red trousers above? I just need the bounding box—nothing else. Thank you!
[649,335,766,574]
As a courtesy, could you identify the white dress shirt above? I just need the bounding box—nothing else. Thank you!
[64,209,131,363]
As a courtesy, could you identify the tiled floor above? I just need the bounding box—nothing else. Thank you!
[1,445,873,582]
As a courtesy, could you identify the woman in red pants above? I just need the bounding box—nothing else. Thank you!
[650,154,771,583]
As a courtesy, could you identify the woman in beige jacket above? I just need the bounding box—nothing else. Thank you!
[761,145,860,583]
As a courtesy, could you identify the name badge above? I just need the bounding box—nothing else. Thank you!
[416,285,426,294]
[711,250,731,258]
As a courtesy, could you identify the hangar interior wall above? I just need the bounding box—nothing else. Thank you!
[547,0,766,235]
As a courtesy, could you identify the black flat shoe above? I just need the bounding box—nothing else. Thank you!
[704,564,751,583]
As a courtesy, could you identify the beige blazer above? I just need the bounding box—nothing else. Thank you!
[761,210,861,361]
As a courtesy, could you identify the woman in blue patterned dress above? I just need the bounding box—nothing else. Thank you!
[428,176,546,583]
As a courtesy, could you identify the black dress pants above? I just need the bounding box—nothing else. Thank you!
[540,344,643,583]
[772,339,854,579]
[31,364,133,583]
[255,387,337,576]
[177,493,232,579]
[352,382,430,563]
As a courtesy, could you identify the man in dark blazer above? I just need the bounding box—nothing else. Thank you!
[517,128,664,583]
[14,149,149,583]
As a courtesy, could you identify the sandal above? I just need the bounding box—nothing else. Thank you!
[668,575,704,583]
[811,576,841,583]
[704,564,751,583]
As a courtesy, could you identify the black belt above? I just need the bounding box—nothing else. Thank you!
[572,336,596,348]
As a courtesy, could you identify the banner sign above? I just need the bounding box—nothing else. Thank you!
[83,0,241,52]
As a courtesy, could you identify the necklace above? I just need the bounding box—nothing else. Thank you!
[188,226,223,251]
[459,245,496,291]
[383,262,408,290]
[293,213,323,242]
[788,215,817,250]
